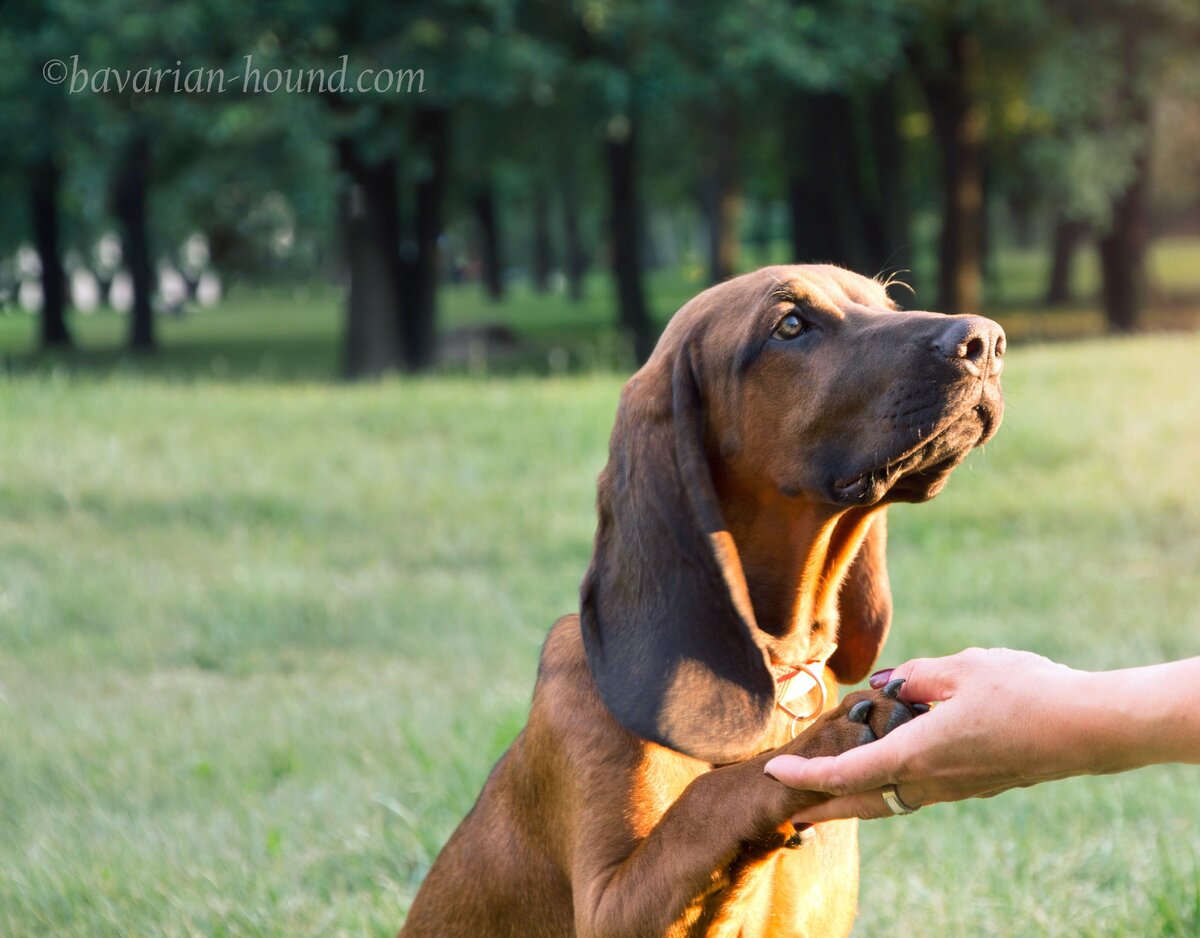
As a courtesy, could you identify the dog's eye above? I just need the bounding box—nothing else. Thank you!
[772,313,809,341]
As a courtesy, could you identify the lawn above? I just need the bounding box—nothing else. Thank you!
[1,282,1199,935]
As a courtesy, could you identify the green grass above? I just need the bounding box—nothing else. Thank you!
[2,273,1200,934]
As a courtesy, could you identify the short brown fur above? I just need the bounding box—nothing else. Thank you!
[401,266,1004,937]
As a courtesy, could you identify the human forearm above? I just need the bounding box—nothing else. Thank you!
[765,649,1200,823]
[1085,657,1200,770]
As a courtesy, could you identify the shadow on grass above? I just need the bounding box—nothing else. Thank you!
[3,288,1199,384]
[1,334,340,383]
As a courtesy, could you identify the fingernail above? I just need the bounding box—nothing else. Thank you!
[764,757,793,781]
[868,668,894,689]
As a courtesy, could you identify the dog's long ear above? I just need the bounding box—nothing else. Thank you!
[580,342,775,764]
[829,512,892,684]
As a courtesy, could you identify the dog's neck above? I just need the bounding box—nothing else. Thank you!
[716,479,879,664]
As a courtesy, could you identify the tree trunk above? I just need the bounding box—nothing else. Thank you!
[1009,192,1036,249]
[561,145,587,302]
[531,183,553,293]
[338,140,402,378]
[913,29,986,315]
[205,225,238,278]
[31,158,71,348]
[786,92,864,270]
[179,265,201,302]
[1098,31,1151,334]
[114,134,156,351]
[980,161,994,287]
[747,200,775,267]
[861,82,908,276]
[1098,174,1149,333]
[1045,215,1085,305]
[471,187,505,301]
[702,109,742,283]
[605,123,655,363]
[92,269,113,308]
[399,107,449,373]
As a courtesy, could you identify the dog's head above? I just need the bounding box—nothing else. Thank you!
[581,265,1004,763]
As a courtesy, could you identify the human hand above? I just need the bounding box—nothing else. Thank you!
[764,648,1111,822]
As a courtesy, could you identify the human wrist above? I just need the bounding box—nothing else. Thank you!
[1071,664,1199,772]
[1061,669,1147,774]
[1109,660,1200,767]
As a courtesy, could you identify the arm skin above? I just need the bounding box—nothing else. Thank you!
[764,648,1200,823]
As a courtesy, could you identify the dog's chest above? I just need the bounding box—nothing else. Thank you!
[667,821,860,938]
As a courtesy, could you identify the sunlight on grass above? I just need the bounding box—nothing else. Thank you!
[0,321,1198,935]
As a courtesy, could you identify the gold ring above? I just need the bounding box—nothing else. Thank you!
[882,784,919,816]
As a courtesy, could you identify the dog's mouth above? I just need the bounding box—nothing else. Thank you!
[830,401,1000,506]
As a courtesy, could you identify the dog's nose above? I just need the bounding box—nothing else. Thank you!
[934,317,1005,376]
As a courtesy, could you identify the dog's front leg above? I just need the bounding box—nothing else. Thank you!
[570,686,917,938]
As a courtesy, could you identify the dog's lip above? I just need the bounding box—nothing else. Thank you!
[832,431,948,497]
[830,402,996,502]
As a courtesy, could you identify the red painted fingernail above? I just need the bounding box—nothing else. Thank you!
[868,668,894,689]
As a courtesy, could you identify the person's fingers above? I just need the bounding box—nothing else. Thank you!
[789,790,895,823]
[889,649,981,704]
[764,727,909,795]
[764,754,837,790]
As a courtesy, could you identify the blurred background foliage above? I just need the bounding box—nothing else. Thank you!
[1,0,1199,377]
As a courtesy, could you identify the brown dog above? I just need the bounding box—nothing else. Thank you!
[401,266,1004,937]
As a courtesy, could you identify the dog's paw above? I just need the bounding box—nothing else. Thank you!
[753,679,929,844]
[838,678,924,747]
[783,679,926,759]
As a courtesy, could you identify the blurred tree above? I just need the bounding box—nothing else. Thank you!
[1044,215,1087,305]
[606,116,654,360]
[522,0,606,303]
[0,1,77,347]
[558,123,592,302]
[771,2,910,277]
[9,0,1199,371]
[1095,21,1153,333]
[531,181,554,292]
[113,131,155,349]
[1027,0,1200,330]
[403,105,451,370]
[149,88,335,294]
[32,159,71,345]
[57,0,267,350]
[910,25,986,314]
[904,1,1044,314]
[470,185,505,300]
[683,10,751,284]
[254,0,556,375]
[569,0,664,362]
